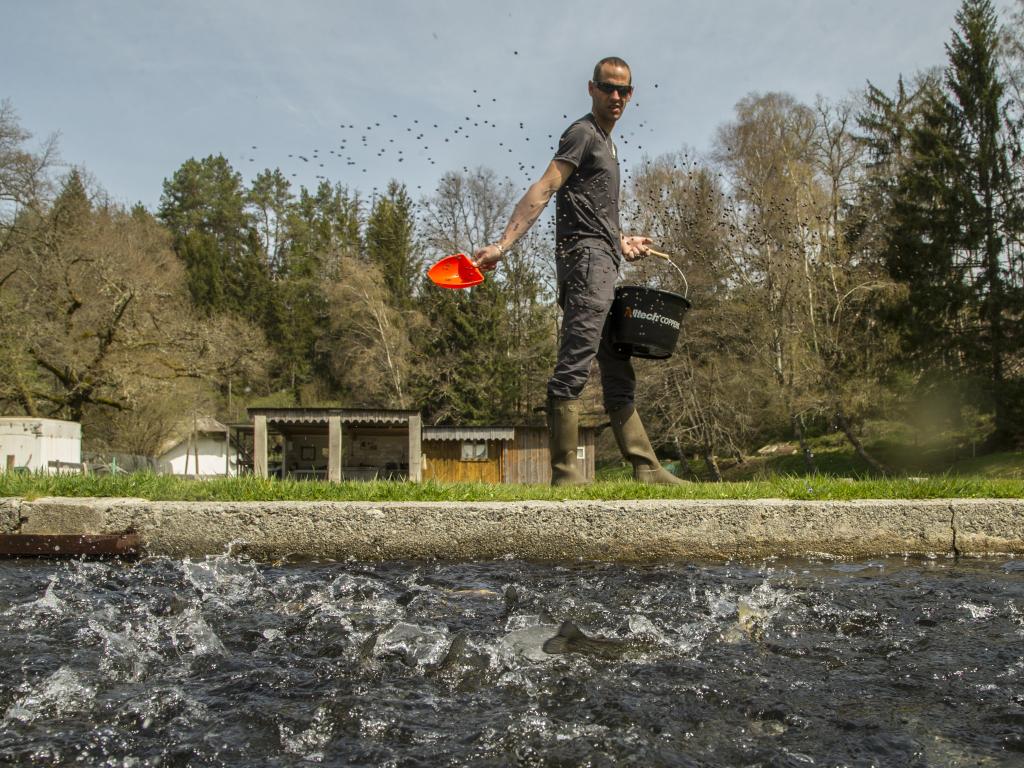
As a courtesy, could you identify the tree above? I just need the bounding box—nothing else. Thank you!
[414,168,554,424]
[248,168,294,278]
[0,172,270,425]
[853,74,942,260]
[366,180,418,307]
[286,180,362,278]
[945,0,1024,446]
[628,154,766,477]
[711,91,902,472]
[875,0,1024,448]
[0,117,271,438]
[713,92,828,469]
[808,96,899,474]
[158,155,270,321]
[1002,0,1024,108]
[0,99,58,242]
[493,228,557,418]
[323,257,420,408]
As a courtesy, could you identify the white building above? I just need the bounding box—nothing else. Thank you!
[158,417,236,477]
[0,418,82,473]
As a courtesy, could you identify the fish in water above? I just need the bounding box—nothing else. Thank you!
[542,621,650,659]
[500,621,655,662]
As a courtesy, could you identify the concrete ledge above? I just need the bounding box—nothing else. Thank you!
[951,499,1024,555]
[5,496,1021,561]
[0,497,20,534]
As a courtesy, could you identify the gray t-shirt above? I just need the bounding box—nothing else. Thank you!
[553,113,621,258]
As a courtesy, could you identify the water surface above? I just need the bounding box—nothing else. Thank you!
[2,554,1022,766]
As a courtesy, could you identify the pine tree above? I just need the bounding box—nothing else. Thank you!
[884,82,969,367]
[158,155,269,321]
[51,169,91,233]
[944,0,1023,446]
[248,168,293,278]
[871,0,1024,447]
[412,281,514,424]
[365,180,418,307]
[272,181,363,397]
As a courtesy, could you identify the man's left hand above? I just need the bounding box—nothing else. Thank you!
[622,235,653,261]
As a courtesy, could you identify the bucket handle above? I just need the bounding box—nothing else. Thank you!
[647,248,689,299]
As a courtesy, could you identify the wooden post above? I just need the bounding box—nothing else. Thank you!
[281,431,289,480]
[254,415,268,478]
[407,413,422,482]
[5,455,14,472]
[328,415,342,483]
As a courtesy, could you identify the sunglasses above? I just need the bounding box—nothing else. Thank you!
[593,81,634,97]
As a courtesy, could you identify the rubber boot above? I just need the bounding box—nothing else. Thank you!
[547,397,587,486]
[609,405,687,484]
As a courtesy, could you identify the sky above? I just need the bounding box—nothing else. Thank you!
[4,0,1015,211]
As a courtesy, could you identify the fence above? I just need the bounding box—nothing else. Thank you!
[81,453,172,476]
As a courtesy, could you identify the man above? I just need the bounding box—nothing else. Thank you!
[473,56,683,486]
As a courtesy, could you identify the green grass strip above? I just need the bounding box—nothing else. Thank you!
[1,472,1021,502]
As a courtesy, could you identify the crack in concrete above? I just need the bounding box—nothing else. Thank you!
[950,504,961,561]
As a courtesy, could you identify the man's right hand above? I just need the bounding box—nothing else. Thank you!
[472,244,503,271]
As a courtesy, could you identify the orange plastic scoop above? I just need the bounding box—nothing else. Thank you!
[427,253,485,289]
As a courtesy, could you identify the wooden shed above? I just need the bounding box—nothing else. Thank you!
[422,425,597,484]
[236,408,422,482]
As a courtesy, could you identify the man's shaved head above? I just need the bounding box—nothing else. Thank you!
[593,57,631,83]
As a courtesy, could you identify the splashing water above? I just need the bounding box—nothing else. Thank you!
[1,554,1022,765]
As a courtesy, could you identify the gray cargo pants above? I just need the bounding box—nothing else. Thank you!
[547,245,635,412]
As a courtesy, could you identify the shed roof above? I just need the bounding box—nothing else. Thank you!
[245,407,419,426]
[194,416,230,433]
[422,426,515,442]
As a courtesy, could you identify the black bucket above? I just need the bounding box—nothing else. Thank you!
[609,285,691,359]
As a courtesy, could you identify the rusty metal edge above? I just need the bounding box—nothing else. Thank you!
[0,532,143,559]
